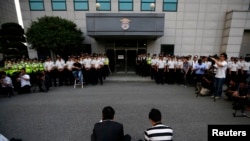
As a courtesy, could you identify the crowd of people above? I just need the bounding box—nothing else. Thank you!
[0,53,111,97]
[1,52,250,115]
[135,53,250,116]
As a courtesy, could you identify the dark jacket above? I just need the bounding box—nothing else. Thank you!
[91,120,124,141]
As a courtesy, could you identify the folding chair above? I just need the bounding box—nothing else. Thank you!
[74,78,83,88]
[73,73,83,88]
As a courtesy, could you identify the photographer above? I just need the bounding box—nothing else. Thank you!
[211,53,228,100]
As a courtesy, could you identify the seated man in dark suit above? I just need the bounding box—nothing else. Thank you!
[91,106,131,141]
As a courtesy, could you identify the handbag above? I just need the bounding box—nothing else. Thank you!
[199,87,210,96]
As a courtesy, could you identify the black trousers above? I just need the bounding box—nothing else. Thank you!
[18,85,31,94]
[156,69,165,84]
[0,86,13,96]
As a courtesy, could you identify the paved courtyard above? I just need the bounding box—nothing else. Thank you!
[0,75,249,141]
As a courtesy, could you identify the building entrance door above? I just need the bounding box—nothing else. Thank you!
[115,49,137,73]
[105,40,147,74]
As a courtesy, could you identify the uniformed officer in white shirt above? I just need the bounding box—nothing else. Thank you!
[65,56,75,85]
[167,56,176,84]
[91,55,102,85]
[242,57,250,79]
[44,57,56,87]
[150,54,157,80]
[83,54,92,85]
[55,55,66,86]
[229,58,238,82]
[156,54,166,84]
[175,56,184,84]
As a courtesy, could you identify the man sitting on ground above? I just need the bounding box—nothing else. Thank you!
[0,71,14,97]
[91,106,131,141]
[144,108,173,141]
[16,68,31,94]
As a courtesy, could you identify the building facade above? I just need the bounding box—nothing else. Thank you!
[2,0,250,72]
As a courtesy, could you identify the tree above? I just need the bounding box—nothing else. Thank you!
[26,16,84,58]
[0,22,28,59]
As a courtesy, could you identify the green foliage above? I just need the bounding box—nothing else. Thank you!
[26,16,84,55]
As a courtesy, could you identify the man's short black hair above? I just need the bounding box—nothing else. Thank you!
[149,108,161,122]
[220,53,227,60]
[102,106,115,120]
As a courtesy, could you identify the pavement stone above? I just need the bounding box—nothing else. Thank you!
[0,75,249,141]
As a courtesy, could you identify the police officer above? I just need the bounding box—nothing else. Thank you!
[156,54,166,84]
[83,54,92,85]
[55,55,65,86]
[44,57,56,87]
[65,56,75,85]
[146,53,152,77]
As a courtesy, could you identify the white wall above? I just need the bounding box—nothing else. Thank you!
[20,0,250,56]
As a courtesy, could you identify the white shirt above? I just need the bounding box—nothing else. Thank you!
[237,61,243,70]
[175,60,183,69]
[44,61,54,71]
[99,58,105,66]
[214,61,227,78]
[20,74,31,87]
[157,59,166,69]
[230,62,238,72]
[192,60,198,69]
[243,61,250,71]
[1,76,13,88]
[204,61,212,70]
[55,59,65,69]
[151,58,157,66]
[168,60,175,69]
[91,59,100,69]
[83,58,92,69]
[66,60,74,70]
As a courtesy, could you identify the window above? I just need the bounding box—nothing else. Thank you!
[96,0,111,11]
[119,0,133,11]
[161,45,174,56]
[74,0,89,11]
[29,0,44,11]
[163,0,178,12]
[51,0,67,11]
[141,0,155,11]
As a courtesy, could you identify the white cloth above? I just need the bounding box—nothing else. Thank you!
[91,59,101,69]
[20,74,31,87]
[83,58,92,69]
[66,60,74,70]
[175,60,183,69]
[1,76,13,88]
[229,63,238,72]
[237,61,243,69]
[214,61,227,78]
[157,60,166,69]
[44,61,54,71]
[55,59,65,69]
[204,61,212,70]
[242,61,250,71]
[168,60,175,69]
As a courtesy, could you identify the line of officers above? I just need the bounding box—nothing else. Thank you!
[136,53,250,85]
[2,54,110,87]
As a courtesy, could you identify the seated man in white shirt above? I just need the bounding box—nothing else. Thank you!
[16,68,31,94]
[0,71,14,97]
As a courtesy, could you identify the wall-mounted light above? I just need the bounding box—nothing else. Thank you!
[150,3,155,11]
[96,3,101,11]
